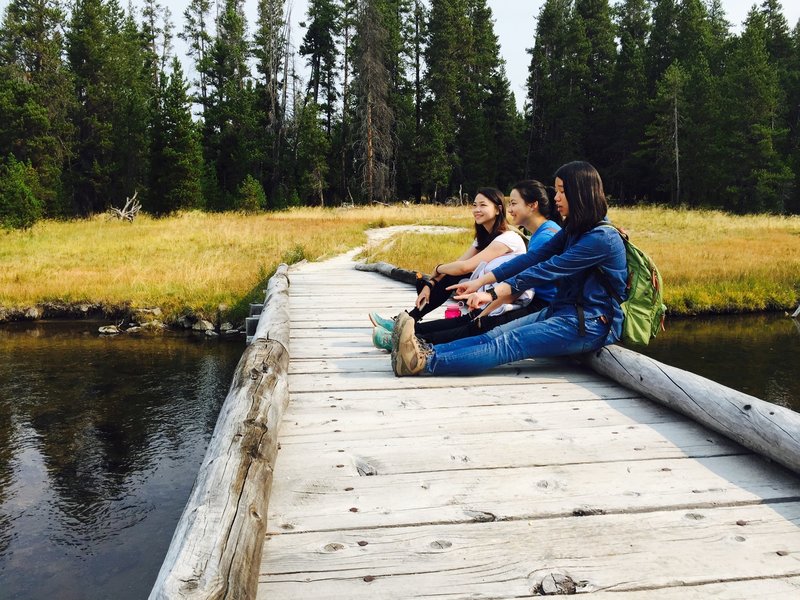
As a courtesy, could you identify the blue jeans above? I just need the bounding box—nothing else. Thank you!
[425,308,611,376]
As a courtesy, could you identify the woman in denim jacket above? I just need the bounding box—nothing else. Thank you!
[391,161,627,377]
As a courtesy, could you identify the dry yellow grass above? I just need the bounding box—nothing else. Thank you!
[1,205,797,321]
[0,206,468,322]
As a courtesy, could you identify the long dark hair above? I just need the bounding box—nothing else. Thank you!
[553,161,608,236]
[511,179,562,226]
[473,187,508,250]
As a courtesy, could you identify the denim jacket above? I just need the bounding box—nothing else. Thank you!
[490,222,627,341]
[522,219,561,304]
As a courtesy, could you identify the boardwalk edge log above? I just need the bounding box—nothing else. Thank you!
[583,345,800,475]
[354,261,418,285]
[149,264,291,600]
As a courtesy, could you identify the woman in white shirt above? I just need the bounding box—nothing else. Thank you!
[369,188,524,331]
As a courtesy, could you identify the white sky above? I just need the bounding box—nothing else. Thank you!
[1,0,799,110]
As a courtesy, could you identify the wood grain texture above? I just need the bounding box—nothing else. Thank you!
[150,266,291,599]
[585,345,800,475]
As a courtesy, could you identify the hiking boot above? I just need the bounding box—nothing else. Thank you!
[392,313,432,377]
[372,326,392,351]
[369,312,396,332]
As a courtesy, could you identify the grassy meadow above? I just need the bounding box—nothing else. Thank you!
[0,206,463,323]
[1,205,798,323]
[362,206,800,316]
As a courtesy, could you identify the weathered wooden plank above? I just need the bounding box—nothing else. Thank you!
[273,420,745,479]
[285,380,638,406]
[287,366,604,392]
[258,502,800,599]
[277,396,680,442]
[576,577,800,599]
[267,454,800,534]
[585,345,800,476]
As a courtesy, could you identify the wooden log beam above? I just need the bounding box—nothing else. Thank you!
[149,264,291,600]
[254,264,290,347]
[583,344,800,475]
[354,261,418,285]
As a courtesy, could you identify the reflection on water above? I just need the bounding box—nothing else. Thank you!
[639,313,800,412]
[0,322,243,600]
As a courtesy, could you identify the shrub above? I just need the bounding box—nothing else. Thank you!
[235,175,267,213]
[0,155,42,230]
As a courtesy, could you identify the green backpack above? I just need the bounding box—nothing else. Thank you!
[597,223,666,346]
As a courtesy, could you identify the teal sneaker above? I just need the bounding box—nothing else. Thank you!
[369,312,396,332]
[372,326,392,352]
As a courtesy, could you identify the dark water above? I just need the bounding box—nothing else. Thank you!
[638,313,800,412]
[0,322,243,600]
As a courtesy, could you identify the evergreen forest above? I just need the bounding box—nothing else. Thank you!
[2,0,800,229]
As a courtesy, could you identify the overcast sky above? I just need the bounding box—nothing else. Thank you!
[1,0,799,110]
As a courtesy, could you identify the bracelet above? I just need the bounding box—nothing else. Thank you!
[434,264,442,276]
[488,287,498,301]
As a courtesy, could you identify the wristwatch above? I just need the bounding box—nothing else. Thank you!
[488,287,498,301]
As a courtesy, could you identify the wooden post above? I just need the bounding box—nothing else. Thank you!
[149,264,291,599]
[791,304,800,318]
[583,345,800,475]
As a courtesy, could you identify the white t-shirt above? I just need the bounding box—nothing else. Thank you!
[464,232,531,316]
[471,230,526,254]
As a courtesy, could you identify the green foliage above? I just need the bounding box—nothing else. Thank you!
[149,58,204,215]
[0,155,43,229]
[281,243,306,264]
[235,174,267,213]
[3,0,800,220]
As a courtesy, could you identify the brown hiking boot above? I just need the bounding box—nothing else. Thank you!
[391,313,431,377]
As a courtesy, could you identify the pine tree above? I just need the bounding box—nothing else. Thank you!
[422,0,470,200]
[179,0,213,115]
[0,0,74,216]
[786,22,800,213]
[294,97,330,205]
[299,0,339,136]
[574,0,616,173]
[66,0,115,214]
[110,5,157,206]
[717,9,792,212]
[525,0,587,178]
[607,0,651,201]
[641,61,686,204]
[353,0,393,202]
[253,0,288,205]
[149,57,204,214]
[205,0,255,208]
[645,0,679,94]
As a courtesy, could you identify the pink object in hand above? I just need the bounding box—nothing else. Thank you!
[444,305,461,319]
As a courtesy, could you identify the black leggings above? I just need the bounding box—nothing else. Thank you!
[407,274,463,321]
[415,297,549,345]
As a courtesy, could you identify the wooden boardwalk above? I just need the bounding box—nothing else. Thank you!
[257,250,800,599]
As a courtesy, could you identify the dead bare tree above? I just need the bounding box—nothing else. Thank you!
[108,191,142,222]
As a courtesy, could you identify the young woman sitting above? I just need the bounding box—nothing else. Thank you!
[371,180,561,349]
[369,187,524,333]
[391,161,627,377]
